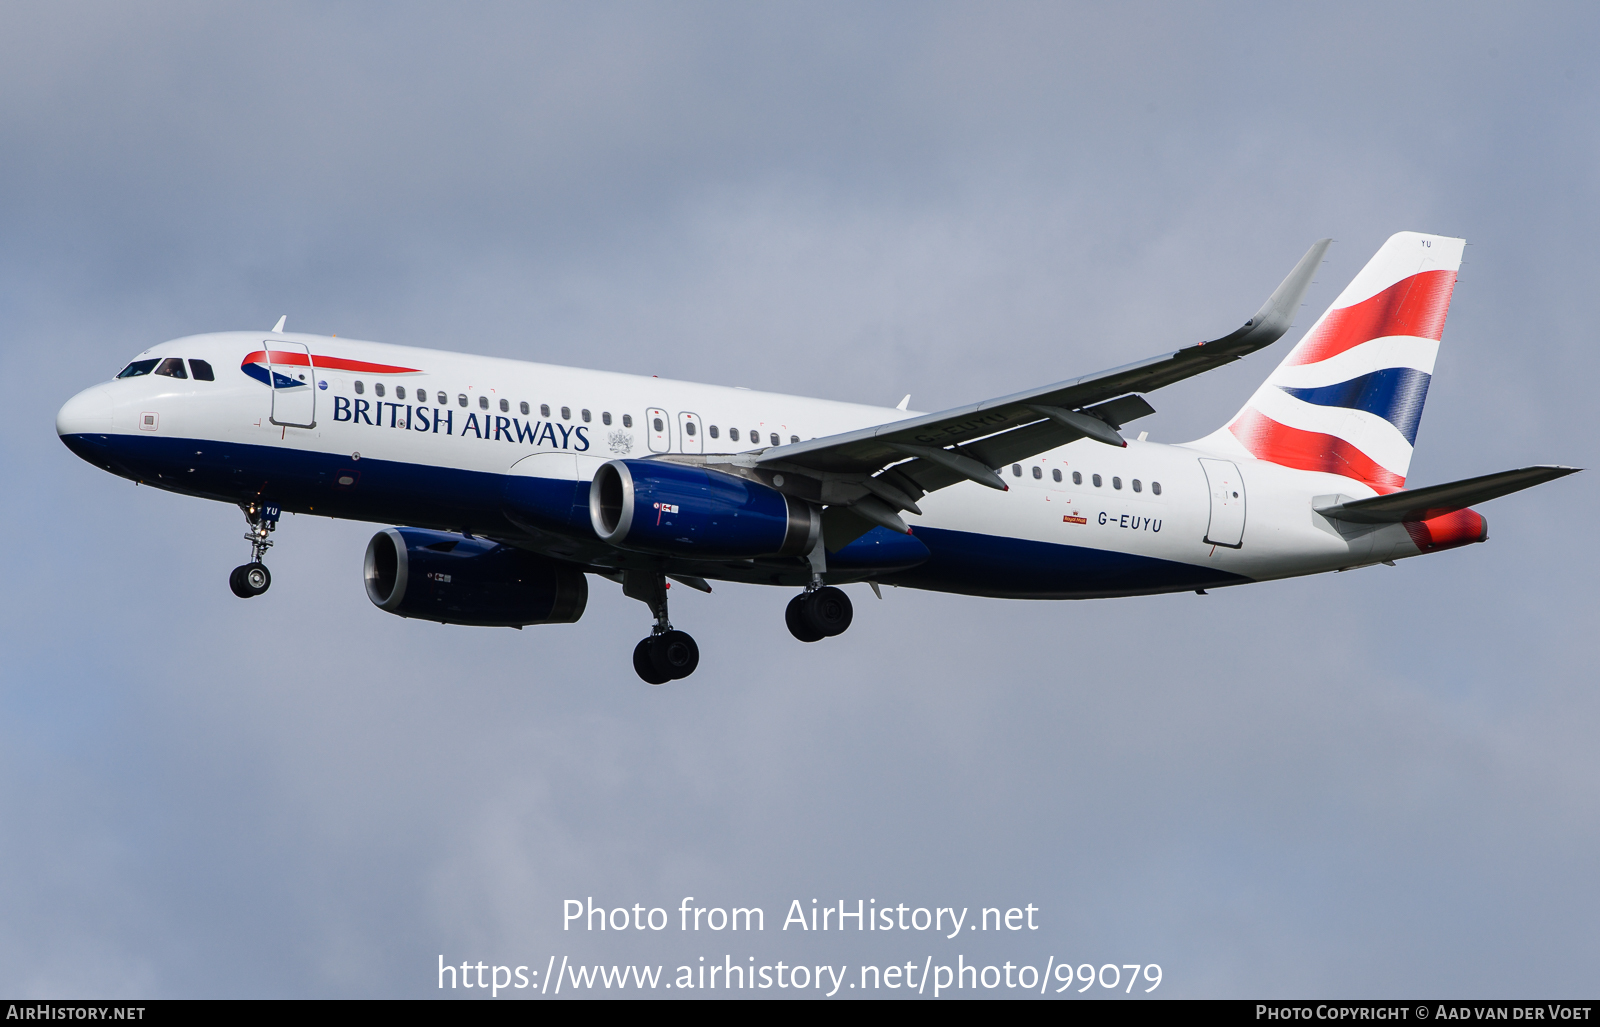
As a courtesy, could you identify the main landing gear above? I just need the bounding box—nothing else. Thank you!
[624,570,700,685]
[229,502,280,599]
[785,585,853,643]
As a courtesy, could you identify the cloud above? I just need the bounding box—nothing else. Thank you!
[2,0,1596,998]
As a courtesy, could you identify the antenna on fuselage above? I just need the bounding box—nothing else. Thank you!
[271,315,287,333]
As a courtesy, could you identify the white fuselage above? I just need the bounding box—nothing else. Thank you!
[57,331,1441,599]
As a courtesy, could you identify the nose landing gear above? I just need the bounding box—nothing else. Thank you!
[786,585,853,642]
[624,570,700,684]
[230,502,279,599]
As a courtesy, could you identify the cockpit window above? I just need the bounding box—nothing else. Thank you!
[189,359,215,381]
[116,359,159,379]
[154,357,188,379]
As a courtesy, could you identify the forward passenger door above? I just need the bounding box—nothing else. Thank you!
[268,341,317,429]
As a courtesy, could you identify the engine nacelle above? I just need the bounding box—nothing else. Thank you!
[363,527,588,627]
[589,459,819,558]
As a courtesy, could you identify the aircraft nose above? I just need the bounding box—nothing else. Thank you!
[56,384,113,438]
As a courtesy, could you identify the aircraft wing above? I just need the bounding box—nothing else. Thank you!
[737,238,1331,542]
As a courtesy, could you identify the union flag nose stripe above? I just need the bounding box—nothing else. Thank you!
[241,363,306,389]
[1228,408,1406,493]
[1277,366,1432,445]
[1284,268,1457,367]
[240,350,423,375]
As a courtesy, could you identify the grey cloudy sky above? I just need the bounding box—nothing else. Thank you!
[1,1,1596,999]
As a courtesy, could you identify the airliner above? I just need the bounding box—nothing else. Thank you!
[56,232,1576,683]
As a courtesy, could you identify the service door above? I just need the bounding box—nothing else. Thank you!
[1199,458,1246,548]
[645,408,670,453]
[268,341,316,428]
[678,411,703,454]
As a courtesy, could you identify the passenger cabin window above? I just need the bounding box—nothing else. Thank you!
[653,416,664,432]
[1152,481,1162,496]
[458,394,467,407]
[520,401,530,415]
[1052,469,1062,482]
[729,427,740,441]
[500,398,509,412]
[1012,464,1022,477]
[1112,476,1122,490]
[790,435,799,444]
[354,381,365,394]
[581,409,591,422]
[622,414,632,428]
[1132,479,1142,493]
[375,383,385,397]
[117,359,159,378]
[155,357,187,379]
[561,406,571,420]
[685,421,697,436]
[769,432,779,447]
[541,404,550,417]
[708,425,718,438]
[478,395,488,409]
[602,411,612,425]
[1092,474,1102,487]
[1032,466,1042,479]
[189,359,214,381]
[436,392,446,405]
[396,386,406,400]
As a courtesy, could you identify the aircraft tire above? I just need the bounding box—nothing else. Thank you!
[802,586,853,637]
[633,638,672,685]
[650,630,699,680]
[231,562,271,598]
[785,594,825,642]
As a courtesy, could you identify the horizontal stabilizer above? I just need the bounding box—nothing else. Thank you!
[1315,465,1580,524]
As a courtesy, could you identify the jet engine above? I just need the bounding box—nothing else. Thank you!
[363,527,588,627]
[589,459,819,558]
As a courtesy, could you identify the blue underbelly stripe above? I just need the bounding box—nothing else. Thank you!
[63,432,1252,599]
[883,526,1251,599]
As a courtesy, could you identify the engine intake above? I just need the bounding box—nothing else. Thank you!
[364,527,588,627]
[590,459,819,558]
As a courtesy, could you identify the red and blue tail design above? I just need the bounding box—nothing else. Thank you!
[1208,231,1464,493]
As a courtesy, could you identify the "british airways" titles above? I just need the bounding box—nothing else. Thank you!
[332,396,591,450]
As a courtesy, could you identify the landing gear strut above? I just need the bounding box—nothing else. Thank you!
[230,502,279,599]
[624,570,699,684]
[786,585,853,642]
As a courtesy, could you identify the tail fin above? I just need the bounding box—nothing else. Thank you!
[1200,231,1464,493]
